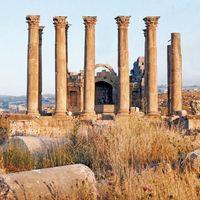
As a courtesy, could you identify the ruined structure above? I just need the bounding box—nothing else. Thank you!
[24,14,186,121]
[130,57,145,109]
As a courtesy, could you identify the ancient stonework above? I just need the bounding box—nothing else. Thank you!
[53,16,68,116]
[115,16,131,115]
[23,15,186,121]
[143,16,160,116]
[81,16,97,120]
[26,15,40,116]
[190,100,200,115]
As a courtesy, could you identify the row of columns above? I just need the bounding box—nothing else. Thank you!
[26,15,131,117]
[26,15,182,117]
[143,17,182,116]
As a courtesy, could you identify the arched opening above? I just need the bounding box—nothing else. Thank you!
[95,64,115,74]
[95,81,113,105]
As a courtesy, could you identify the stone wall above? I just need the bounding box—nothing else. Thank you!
[0,115,75,138]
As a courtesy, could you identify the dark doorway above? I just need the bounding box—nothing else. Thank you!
[70,91,78,107]
[95,81,113,105]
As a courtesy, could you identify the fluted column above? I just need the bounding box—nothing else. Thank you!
[171,33,182,113]
[82,16,97,119]
[167,44,172,115]
[115,16,131,115]
[143,29,148,113]
[38,26,44,114]
[26,15,40,115]
[53,16,68,116]
[143,16,160,116]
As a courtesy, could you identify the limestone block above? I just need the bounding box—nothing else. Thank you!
[185,150,200,171]
[0,164,97,200]
[1,136,70,158]
[190,100,200,115]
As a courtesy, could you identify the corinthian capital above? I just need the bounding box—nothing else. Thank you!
[143,16,160,29]
[53,16,67,28]
[26,15,40,28]
[83,16,97,28]
[115,16,131,28]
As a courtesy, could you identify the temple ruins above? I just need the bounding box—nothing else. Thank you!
[26,15,172,119]
[4,14,200,129]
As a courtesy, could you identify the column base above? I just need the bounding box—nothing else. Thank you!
[80,112,97,121]
[54,112,67,116]
[52,114,72,120]
[27,112,40,116]
[116,112,130,118]
[147,111,160,119]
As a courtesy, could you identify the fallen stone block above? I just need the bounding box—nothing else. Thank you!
[0,164,97,200]
[0,136,70,158]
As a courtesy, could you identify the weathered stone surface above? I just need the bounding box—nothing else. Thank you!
[1,136,70,158]
[2,115,74,137]
[39,26,44,114]
[167,45,172,115]
[53,16,68,116]
[0,164,97,200]
[26,15,40,116]
[190,100,200,115]
[171,33,182,114]
[115,16,131,115]
[143,16,160,116]
[184,150,200,171]
[81,16,97,120]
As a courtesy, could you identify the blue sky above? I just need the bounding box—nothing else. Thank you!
[0,0,199,95]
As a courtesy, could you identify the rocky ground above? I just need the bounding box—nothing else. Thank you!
[159,90,200,115]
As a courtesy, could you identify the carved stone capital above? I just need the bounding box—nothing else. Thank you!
[26,15,40,28]
[115,16,131,28]
[53,16,67,28]
[143,16,160,29]
[83,16,97,28]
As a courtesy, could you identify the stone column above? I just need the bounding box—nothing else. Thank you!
[26,15,40,115]
[143,29,148,113]
[53,16,68,116]
[171,33,182,113]
[38,26,44,115]
[81,16,97,119]
[65,23,69,111]
[167,44,172,115]
[143,16,160,116]
[80,80,84,112]
[115,16,131,115]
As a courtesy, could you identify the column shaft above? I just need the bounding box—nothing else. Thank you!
[53,16,68,115]
[167,44,172,115]
[26,15,40,115]
[144,16,160,116]
[82,16,97,117]
[171,33,182,113]
[38,26,44,114]
[115,16,131,115]
[143,29,148,113]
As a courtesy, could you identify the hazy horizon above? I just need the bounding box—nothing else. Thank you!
[0,0,199,95]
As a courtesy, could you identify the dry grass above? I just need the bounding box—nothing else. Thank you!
[1,115,200,199]
[71,116,200,199]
